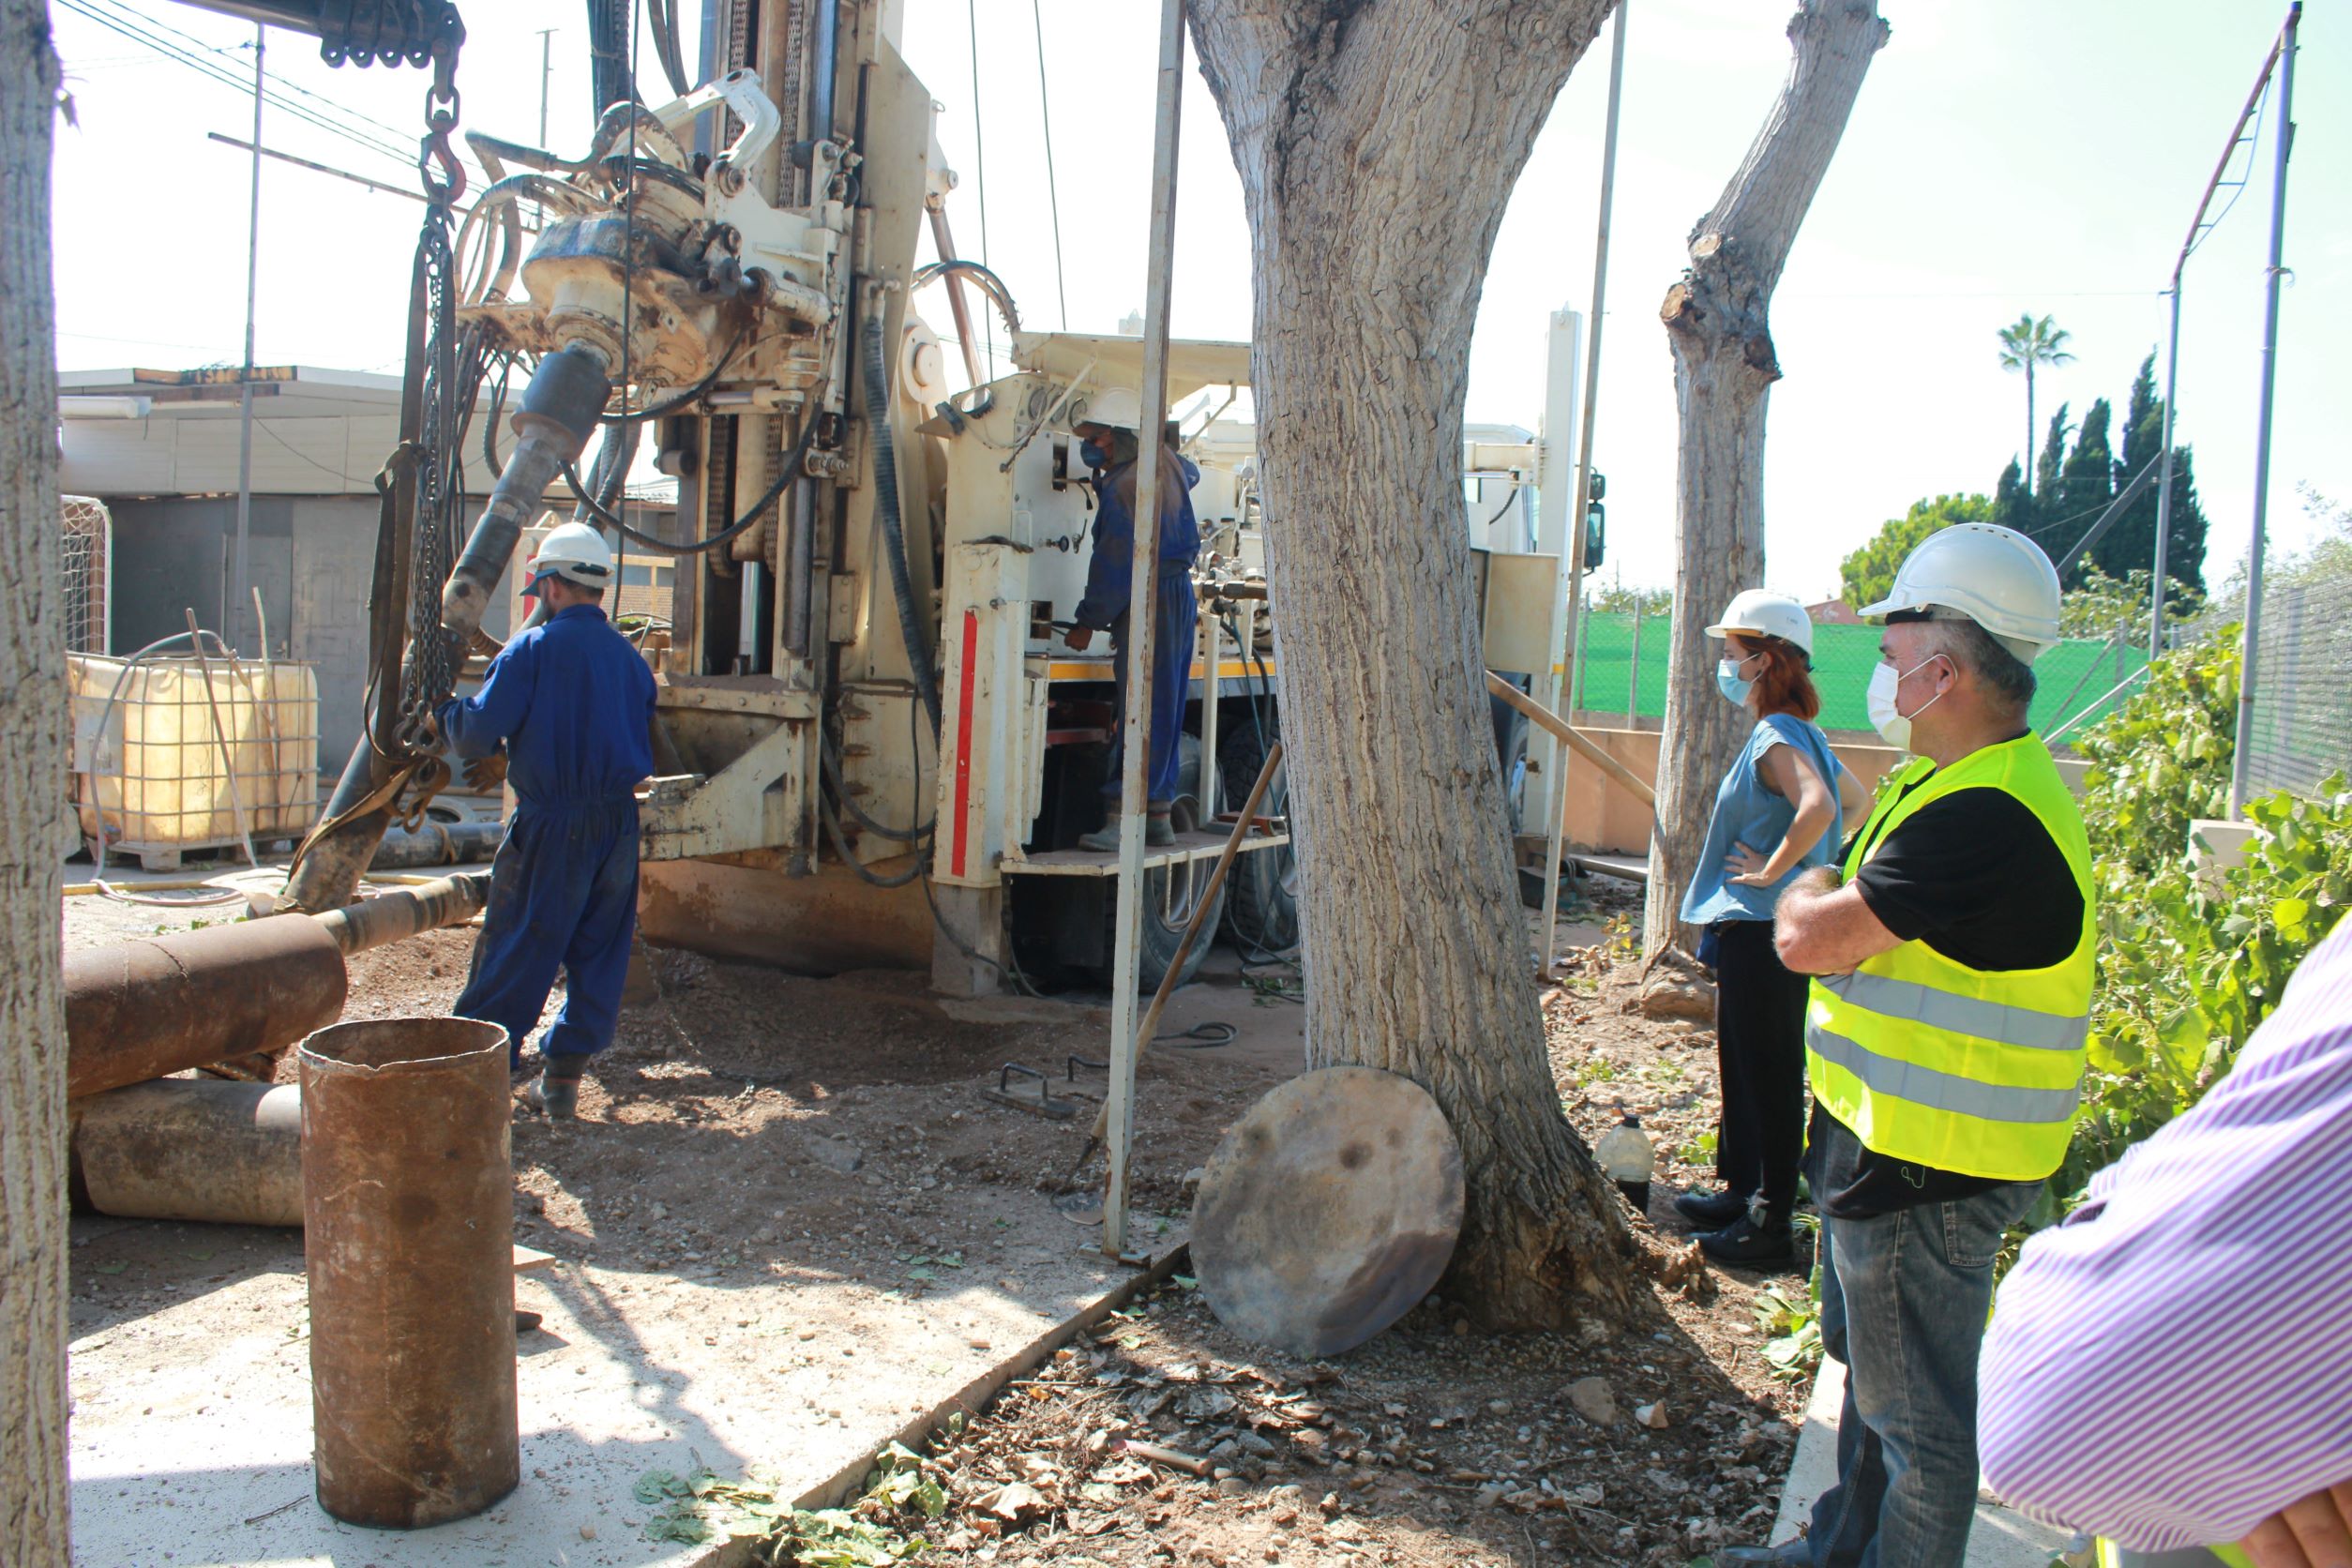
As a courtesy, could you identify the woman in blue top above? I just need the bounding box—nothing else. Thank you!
[1674,591,1864,1267]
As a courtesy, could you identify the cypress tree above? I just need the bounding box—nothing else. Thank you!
[2047,398,2113,583]
[1992,456,2034,539]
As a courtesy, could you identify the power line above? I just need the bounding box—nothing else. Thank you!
[1031,0,1067,331]
[57,0,489,185]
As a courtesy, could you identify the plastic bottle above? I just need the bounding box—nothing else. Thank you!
[1593,1111,1654,1214]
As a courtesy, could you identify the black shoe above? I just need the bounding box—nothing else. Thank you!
[1673,1188,1750,1229]
[1714,1545,1810,1567]
[1698,1214,1797,1268]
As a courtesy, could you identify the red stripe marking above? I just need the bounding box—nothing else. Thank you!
[950,610,980,878]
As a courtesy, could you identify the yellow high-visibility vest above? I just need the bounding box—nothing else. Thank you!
[2096,1535,2256,1567]
[1803,733,2095,1183]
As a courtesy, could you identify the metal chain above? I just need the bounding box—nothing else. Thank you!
[389,40,480,779]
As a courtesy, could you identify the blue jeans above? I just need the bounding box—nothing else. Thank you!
[1804,1118,2043,1568]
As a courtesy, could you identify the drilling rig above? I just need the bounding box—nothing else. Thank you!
[170,0,1579,999]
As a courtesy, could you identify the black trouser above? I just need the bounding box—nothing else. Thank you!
[1711,916,1811,1223]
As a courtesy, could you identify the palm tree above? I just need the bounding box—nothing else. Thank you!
[1998,314,2075,493]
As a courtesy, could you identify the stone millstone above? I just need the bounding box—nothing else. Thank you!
[1190,1065,1465,1357]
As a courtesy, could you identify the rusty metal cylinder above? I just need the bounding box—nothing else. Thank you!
[313,871,491,956]
[70,1078,304,1227]
[66,915,348,1099]
[299,1017,517,1529]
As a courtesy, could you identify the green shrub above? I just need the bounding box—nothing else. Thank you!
[2036,633,2351,1221]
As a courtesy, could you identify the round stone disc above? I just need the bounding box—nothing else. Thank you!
[1191,1065,1465,1357]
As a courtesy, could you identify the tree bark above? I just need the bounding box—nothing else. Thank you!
[1642,0,1888,954]
[2,3,72,1561]
[1188,0,1637,1332]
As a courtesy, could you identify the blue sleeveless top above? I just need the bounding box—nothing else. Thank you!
[1679,713,1845,926]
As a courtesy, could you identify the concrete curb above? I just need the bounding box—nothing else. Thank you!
[1770,1356,2073,1567]
[690,1242,1194,1565]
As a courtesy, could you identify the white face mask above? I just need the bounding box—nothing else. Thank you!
[1866,655,1948,752]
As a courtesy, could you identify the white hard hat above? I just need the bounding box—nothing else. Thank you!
[525,520,616,592]
[1076,386,1142,431]
[1858,521,2062,665]
[1705,589,1815,658]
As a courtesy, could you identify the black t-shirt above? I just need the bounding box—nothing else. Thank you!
[1808,762,2085,1218]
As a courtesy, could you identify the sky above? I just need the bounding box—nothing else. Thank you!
[47,0,2352,602]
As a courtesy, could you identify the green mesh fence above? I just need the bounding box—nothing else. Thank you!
[1565,612,2149,741]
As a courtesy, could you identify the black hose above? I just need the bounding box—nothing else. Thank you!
[820,739,933,841]
[561,409,817,557]
[817,798,928,888]
[862,314,942,737]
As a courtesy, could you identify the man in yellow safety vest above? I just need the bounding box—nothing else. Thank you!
[1716,523,2092,1568]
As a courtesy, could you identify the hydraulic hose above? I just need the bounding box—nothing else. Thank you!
[862,314,942,737]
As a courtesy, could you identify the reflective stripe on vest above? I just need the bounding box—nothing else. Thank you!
[1802,734,2096,1183]
[2096,1536,2256,1568]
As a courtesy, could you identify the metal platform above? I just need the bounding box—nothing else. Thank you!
[1002,826,1290,878]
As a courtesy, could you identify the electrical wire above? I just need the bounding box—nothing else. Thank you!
[965,0,995,375]
[1030,0,1068,331]
[58,0,490,187]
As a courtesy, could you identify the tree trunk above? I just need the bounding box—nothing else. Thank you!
[2,3,72,1561]
[1642,0,1888,955]
[2024,363,2036,496]
[1188,0,1637,1333]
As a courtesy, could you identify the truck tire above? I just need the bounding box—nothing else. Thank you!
[1216,720,1300,958]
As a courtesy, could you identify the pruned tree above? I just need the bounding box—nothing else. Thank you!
[1643,0,1889,955]
[2,1,73,1560]
[1186,0,1636,1332]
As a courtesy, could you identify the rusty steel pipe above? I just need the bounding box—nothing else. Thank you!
[300,1017,518,1529]
[65,915,348,1099]
[70,1079,303,1228]
[313,871,490,957]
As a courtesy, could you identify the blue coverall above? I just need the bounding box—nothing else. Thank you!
[435,602,658,1072]
[1074,453,1200,807]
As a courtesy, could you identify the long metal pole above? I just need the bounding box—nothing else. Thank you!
[1102,0,1185,1262]
[1540,0,1628,975]
[2151,5,2293,664]
[2231,3,2299,818]
[232,24,264,655]
[2149,280,2181,661]
[537,27,554,145]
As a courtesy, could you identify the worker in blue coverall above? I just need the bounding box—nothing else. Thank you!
[1066,390,1200,852]
[431,520,658,1120]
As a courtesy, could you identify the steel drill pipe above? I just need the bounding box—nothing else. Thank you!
[301,1017,519,1530]
[70,1078,304,1228]
[284,344,609,916]
[313,871,490,955]
[64,916,348,1100]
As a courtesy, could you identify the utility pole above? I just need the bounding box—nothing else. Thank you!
[2231,1,2299,818]
[232,23,264,655]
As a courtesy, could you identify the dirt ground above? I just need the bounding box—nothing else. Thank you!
[64,865,1811,1567]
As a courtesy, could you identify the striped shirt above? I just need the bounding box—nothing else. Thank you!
[1979,917,2352,1550]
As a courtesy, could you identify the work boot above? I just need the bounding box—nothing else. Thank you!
[1698,1214,1798,1269]
[523,1075,578,1119]
[524,1060,587,1121]
[1078,807,1177,853]
[1673,1188,1750,1229]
